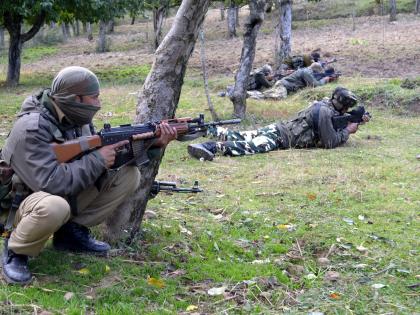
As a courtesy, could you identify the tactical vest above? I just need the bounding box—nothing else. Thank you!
[284,101,324,148]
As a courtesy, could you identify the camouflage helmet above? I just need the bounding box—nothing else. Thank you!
[331,87,358,111]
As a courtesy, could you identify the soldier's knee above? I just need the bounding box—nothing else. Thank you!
[36,195,71,225]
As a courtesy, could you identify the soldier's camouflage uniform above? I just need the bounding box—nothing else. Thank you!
[209,98,350,157]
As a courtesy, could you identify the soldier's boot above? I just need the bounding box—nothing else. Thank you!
[2,239,32,285]
[188,142,217,161]
[53,221,110,255]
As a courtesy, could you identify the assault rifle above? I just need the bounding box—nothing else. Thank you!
[51,114,241,169]
[332,106,371,131]
[150,180,202,198]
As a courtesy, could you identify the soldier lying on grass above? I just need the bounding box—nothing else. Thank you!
[188,87,370,161]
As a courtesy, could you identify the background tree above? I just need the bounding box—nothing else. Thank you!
[275,0,292,67]
[0,0,51,87]
[389,0,397,21]
[227,1,238,37]
[230,0,266,119]
[102,0,212,243]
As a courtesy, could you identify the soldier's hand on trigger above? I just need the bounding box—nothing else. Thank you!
[346,122,359,134]
[153,122,178,148]
[98,140,129,168]
[362,114,371,123]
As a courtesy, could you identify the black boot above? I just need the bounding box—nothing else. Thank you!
[53,222,110,255]
[188,141,217,161]
[2,239,32,285]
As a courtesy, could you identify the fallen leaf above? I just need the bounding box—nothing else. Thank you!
[85,295,94,300]
[186,305,199,311]
[358,215,365,221]
[147,277,165,288]
[251,258,270,264]
[213,241,220,252]
[179,225,192,236]
[305,273,317,280]
[105,265,111,273]
[353,264,368,269]
[324,271,340,282]
[307,193,317,201]
[371,283,387,289]
[77,268,90,275]
[343,217,354,225]
[317,257,330,266]
[207,286,226,296]
[356,245,368,253]
[329,292,340,299]
[64,292,74,301]
[276,224,296,231]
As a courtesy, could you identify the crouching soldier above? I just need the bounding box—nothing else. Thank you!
[188,87,369,160]
[0,66,177,284]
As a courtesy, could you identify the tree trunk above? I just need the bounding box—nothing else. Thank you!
[3,10,46,86]
[74,20,80,36]
[107,19,115,34]
[61,23,69,41]
[0,27,5,50]
[153,6,167,49]
[276,0,292,67]
[231,0,266,119]
[131,16,136,25]
[97,20,107,52]
[199,28,219,121]
[389,0,397,21]
[82,22,87,33]
[227,4,237,38]
[65,23,71,37]
[416,0,420,14]
[87,22,93,41]
[102,0,212,244]
[235,6,240,26]
[220,3,225,21]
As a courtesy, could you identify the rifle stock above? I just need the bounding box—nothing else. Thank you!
[51,135,102,163]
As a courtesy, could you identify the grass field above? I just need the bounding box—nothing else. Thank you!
[0,4,419,315]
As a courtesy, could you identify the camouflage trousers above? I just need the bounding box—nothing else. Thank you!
[208,124,285,156]
[247,81,288,100]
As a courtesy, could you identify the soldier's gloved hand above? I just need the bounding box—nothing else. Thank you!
[98,140,129,168]
[153,122,177,148]
[346,122,359,134]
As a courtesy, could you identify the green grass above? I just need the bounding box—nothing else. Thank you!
[0,46,59,65]
[0,73,419,314]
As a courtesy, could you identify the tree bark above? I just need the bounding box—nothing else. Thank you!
[227,3,237,38]
[199,28,219,121]
[416,0,420,14]
[102,0,212,244]
[97,20,107,52]
[220,3,225,21]
[276,0,292,67]
[131,16,136,25]
[0,27,5,50]
[266,0,274,12]
[235,6,240,27]
[87,22,93,41]
[389,0,397,21]
[3,10,46,86]
[61,23,69,41]
[74,20,80,36]
[153,6,167,49]
[230,0,266,119]
[107,19,115,34]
